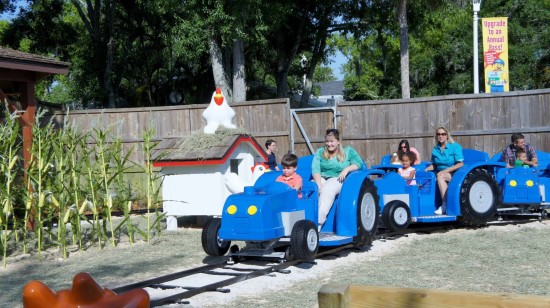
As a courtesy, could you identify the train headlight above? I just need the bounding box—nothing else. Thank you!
[247,205,258,216]
[509,180,517,187]
[227,205,237,215]
[526,180,534,187]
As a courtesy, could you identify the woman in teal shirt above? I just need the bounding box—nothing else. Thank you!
[425,126,464,215]
[312,129,363,228]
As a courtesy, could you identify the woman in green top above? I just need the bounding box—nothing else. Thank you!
[312,129,363,228]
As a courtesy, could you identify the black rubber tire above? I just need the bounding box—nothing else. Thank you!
[201,218,231,256]
[353,179,380,247]
[459,168,499,227]
[290,220,319,261]
[382,200,411,232]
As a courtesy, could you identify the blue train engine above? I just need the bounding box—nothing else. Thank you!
[201,156,383,261]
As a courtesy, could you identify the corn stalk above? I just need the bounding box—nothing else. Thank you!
[27,110,56,260]
[0,106,21,267]
[140,128,165,242]
[111,138,136,244]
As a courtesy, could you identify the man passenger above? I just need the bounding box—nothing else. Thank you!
[502,133,538,168]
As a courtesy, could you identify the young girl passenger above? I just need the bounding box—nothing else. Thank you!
[398,152,416,185]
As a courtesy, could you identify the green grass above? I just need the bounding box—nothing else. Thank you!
[230,223,550,307]
[0,216,205,307]
[2,221,550,308]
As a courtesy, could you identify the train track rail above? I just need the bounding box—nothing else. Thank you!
[111,219,541,306]
[111,243,357,306]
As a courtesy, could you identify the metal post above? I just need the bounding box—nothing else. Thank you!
[473,10,479,94]
[473,0,482,94]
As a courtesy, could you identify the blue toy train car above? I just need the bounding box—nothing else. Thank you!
[201,156,387,261]
[202,149,550,260]
[372,149,550,232]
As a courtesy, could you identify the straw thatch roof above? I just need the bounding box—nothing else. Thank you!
[153,128,264,162]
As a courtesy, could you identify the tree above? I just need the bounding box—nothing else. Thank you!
[181,0,268,103]
[0,0,15,15]
[397,0,410,98]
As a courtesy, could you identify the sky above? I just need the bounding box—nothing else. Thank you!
[0,0,25,20]
[329,51,347,81]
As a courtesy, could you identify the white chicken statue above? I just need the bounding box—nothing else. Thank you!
[225,163,269,194]
[202,87,237,134]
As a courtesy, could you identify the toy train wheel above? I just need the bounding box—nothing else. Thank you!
[353,179,380,247]
[459,169,499,227]
[290,220,319,261]
[382,200,410,232]
[201,218,231,256]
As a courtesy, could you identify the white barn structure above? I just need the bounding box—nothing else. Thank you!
[153,134,267,230]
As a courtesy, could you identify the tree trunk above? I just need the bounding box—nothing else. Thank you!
[398,0,411,99]
[232,39,246,103]
[104,0,116,108]
[275,59,290,99]
[300,25,329,108]
[105,36,116,108]
[208,35,233,101]
[274,17,306,99]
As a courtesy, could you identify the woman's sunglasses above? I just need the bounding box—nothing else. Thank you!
[436,133,447,136]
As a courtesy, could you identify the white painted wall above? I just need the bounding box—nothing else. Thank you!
[161,142,265,230]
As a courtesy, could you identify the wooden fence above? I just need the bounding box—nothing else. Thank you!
[318,284,550,307]
[291,88,550,167]
[49,98,291,164]
[47,89,550,191]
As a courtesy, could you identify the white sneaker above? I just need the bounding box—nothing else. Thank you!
[434,202,447,215]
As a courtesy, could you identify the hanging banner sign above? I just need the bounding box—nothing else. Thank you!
[482,17,509,93]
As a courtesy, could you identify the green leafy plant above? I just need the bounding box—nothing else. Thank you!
[141,128,165,242]
[27,110,57,260]
[0,106,21,267]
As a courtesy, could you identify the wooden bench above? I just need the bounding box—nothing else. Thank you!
[318,284,550,307]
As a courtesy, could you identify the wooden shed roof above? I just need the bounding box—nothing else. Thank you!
[0,47,69,77]
[153,134,267,167]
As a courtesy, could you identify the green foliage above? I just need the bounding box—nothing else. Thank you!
[0,0,547,106]
[0,0,15,15]
[0,105,21,267]
[0,110,163,265]
[0,20,8,34]
[36,75,73,105]
[340,0,549,100]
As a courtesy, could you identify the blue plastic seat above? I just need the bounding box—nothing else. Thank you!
[462,149,489,164]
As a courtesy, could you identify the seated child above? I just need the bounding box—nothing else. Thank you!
[390,152,402,165]
[514,149,529,168]
[276,153,303,197]
[398,152,416,185]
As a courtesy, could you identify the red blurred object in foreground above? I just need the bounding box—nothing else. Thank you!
[214,87,224,106]
[23,272,149,308]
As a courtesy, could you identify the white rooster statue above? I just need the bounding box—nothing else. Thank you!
[202,87,236,134]
[225,163,269,194]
